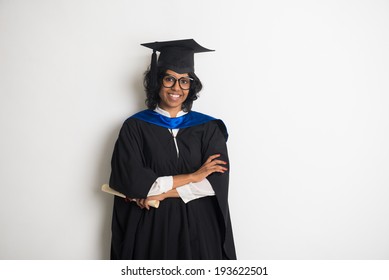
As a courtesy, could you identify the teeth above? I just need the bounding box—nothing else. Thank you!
[169,94,180,98]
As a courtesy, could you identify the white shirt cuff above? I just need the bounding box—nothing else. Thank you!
[147,176,173,197]
[176,185,197,203]
[176,179,215,203]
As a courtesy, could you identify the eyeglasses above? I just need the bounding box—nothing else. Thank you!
[162,75,193,90]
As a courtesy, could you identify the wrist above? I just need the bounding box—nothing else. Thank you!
[172,174,195,188]
[187,173,195,183]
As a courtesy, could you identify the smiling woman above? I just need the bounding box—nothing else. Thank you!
[108,39,236,260]
[144,67,203,115]
[158,70,191,117]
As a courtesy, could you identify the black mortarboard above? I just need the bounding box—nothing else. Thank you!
[141,39,214,74]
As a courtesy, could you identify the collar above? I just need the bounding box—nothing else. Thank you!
[154,106,188,118]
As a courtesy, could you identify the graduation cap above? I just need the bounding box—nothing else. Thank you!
[142,39,214,73]
[141,39,214,88]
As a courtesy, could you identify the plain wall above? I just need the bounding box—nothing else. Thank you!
[1,0,388,259]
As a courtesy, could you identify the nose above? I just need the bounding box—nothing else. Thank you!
[172,80,181,91]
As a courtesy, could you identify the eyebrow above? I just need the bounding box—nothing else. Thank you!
[164,73,191,79]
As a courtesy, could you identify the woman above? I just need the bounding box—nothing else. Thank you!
[109,39,236,259]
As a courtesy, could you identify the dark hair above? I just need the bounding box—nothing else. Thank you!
[143,68,203,112]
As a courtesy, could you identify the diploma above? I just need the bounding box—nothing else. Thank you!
[101,184,160,208]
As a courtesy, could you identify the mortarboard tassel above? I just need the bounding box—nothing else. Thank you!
[150,49,158,88]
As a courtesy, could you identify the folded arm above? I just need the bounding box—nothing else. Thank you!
[137,154,227,209]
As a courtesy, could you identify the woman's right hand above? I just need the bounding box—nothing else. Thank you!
[190,154,228,183]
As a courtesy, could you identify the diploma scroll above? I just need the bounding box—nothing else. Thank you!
[101,184,160,208]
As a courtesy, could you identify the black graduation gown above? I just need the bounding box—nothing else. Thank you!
[109,116,236,260]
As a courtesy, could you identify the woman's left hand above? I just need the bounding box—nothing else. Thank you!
[136,194,165,210]
[136,189,180,210]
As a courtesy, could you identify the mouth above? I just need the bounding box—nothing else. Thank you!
[168,93,182,100]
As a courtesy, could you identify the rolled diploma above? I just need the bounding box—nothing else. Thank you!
[101,184,160,208]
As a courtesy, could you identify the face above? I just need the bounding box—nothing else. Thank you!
[158,69,190,115]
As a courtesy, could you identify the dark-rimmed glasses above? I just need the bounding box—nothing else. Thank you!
[162,75,193,90]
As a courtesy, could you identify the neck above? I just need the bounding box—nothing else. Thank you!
[158,105,181,118]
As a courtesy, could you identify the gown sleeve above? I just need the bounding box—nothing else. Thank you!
[202,120,237,259]
[109,119,159,199]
